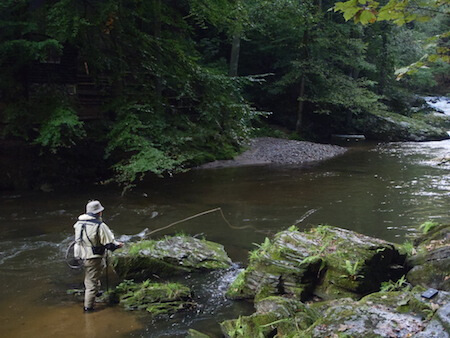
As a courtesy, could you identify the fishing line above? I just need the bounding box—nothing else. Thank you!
[65,206,318,269]
[144,207,253,238]
[65,207,241,269]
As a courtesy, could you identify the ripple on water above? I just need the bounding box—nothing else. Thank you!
[139,265,253,337]
[0,238,64,267]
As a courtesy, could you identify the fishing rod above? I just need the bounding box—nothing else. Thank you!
[65,207,238,269]
[143,207,253,238]
[65,206,318,269]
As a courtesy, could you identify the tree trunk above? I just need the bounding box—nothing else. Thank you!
[229,33,241,77]
[155,0,162,108]
[296,75,306,133]
[378,23,389,95]
[296,28,309,133]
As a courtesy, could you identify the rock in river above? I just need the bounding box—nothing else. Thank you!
[407,224,450,291]
[111,235,232,279]
[353,110,449,141]
[221,288,450,337]
[226,225,407,301]
[220,296,319,337]
[109,279,195,315]
[303,288,450,337]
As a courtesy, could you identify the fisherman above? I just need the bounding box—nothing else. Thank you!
[74,200,123,312]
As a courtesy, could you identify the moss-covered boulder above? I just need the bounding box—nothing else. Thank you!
[312,226,406,300]
[111,235,232,279]
[407,224,450,291]
[415,302,450,338]
[353,110,449,141]
[227,226,406,301]
[220,296,318,338]
[413,111,450,130]
[109,279,195,315]
[220,289,449,337]
[302,288,450,337]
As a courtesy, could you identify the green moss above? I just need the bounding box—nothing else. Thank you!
[398,240,415,256]
[407,259,450,290]
[415,224,450,246]
[360,287,432,319]
[126,240,157,256]
[145,301,192,315]
[220,314,277,338]
[226,268,256,299]
[112,235,232,279]
[221,302,317,338]
[255,284,278,302]
[111,280,195,315]
[111,255,192,279]
[314,280,360,301]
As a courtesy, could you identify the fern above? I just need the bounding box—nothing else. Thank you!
[419,221,439,234]
[380,275,410,292]
[341,260,364,280]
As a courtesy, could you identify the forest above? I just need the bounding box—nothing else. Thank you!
[0,0,448,189]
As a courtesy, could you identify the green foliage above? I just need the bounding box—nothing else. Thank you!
[333,0,434,26]
[254,237,271,252]
[1,0,448,188]
[227,316,246,338]
[127,240,157,256]
[103,67,257,186]
[111,279,193,314]
[34,105,86,153]
[400,240,416,256]
[250,237,272,262]
[314,225,331,237]
[380,275,411,292]
[1,0,263,188]
[340,260,364,280]
[333,0,449,81]
[419,220,440,234]
[287,225,299,232]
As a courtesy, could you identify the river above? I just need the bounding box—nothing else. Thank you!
[1,101,449,337]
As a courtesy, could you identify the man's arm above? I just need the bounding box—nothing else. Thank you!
[99,223,124,251]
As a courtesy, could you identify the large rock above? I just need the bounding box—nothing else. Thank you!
[413,111,450,130]
[221,289,450,338]
[226,226,406,301]
[111,235,232,279]
[407,224,450,291]
[220,296,318,338]
[303,288,450,337]
[353,110,449,141]
[109,279,195,315]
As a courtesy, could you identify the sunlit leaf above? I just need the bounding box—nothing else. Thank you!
[360,10,376,24]
[344,7,361,21]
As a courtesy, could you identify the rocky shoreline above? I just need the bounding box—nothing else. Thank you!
[198,137,347,169]
[89,222,449,337]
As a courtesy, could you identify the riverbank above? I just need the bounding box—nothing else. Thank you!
[198,137,347,169]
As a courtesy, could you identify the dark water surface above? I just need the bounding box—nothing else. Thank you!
[1,139,449,337]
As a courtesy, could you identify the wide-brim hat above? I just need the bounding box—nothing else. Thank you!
[86,200,105,214]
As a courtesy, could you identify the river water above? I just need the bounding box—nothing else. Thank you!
[1,102,449,337]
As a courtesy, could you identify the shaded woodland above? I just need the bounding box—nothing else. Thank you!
[0,0,448,189]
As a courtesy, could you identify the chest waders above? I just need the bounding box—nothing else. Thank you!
[79,219,110,292]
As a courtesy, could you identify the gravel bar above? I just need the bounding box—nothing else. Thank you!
[198,137,347,169]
